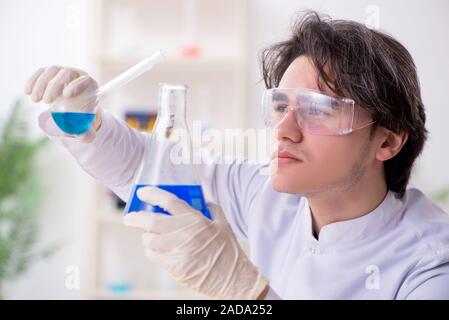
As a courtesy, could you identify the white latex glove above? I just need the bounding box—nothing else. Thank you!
[24,65,101,143]
[123,186,269,300]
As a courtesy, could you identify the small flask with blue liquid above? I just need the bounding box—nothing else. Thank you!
[124,83,211,220]
[48,51,166,136]
[50,92,98,135]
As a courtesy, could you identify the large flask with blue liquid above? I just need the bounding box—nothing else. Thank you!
[124,83,211,219]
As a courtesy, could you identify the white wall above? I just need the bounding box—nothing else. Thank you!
[0,0,94,299]
[246,0,449,195]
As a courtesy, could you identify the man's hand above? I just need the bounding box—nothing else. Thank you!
[123,186,269,300]
[24,65,102,143]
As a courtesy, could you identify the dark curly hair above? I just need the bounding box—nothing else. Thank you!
[261,11,427,198]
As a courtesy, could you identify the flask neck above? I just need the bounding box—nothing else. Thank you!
[158,84,187,119]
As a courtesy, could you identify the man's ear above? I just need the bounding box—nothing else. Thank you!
[375,130,408,162]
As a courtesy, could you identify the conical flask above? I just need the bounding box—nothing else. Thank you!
[124,83,211,219]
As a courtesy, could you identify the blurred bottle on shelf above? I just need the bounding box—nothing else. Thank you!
[180,0,202,59]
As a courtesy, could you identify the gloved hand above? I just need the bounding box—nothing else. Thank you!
[123,186,269,300]
[24,65,102,143]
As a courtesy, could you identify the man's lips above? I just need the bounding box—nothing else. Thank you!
[272,150,303,164]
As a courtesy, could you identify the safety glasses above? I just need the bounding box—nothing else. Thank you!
[261,87,375,136]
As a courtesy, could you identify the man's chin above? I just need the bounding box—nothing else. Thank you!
[270,174,304,194]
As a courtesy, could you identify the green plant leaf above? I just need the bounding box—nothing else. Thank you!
[0,97,57,292]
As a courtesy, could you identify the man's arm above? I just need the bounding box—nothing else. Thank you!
[399,247,449,300]
[40,109,269,243]
[405,274,449,299]
[196,154,270,241]
[29,65,268,244]
[38,108,147,201]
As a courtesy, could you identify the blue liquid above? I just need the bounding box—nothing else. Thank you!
[125,184,212,220]
[51,112,95,135]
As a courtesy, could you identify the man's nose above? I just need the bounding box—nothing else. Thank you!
[275,110,303,143]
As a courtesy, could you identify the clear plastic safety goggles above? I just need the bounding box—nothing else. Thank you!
[261,87,375,136]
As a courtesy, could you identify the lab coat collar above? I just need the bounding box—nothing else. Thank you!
[303,190,404,249]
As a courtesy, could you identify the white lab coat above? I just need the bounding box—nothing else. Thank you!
[39,110,449,299]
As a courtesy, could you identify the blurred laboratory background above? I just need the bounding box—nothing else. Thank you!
[0,0,448,299]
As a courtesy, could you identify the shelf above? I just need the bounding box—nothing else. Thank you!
[94,287,209,300]
[85,0,249,301]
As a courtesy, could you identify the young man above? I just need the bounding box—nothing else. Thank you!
[25,12,449,299]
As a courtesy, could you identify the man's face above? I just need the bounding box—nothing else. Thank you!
[270,56,376,196]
